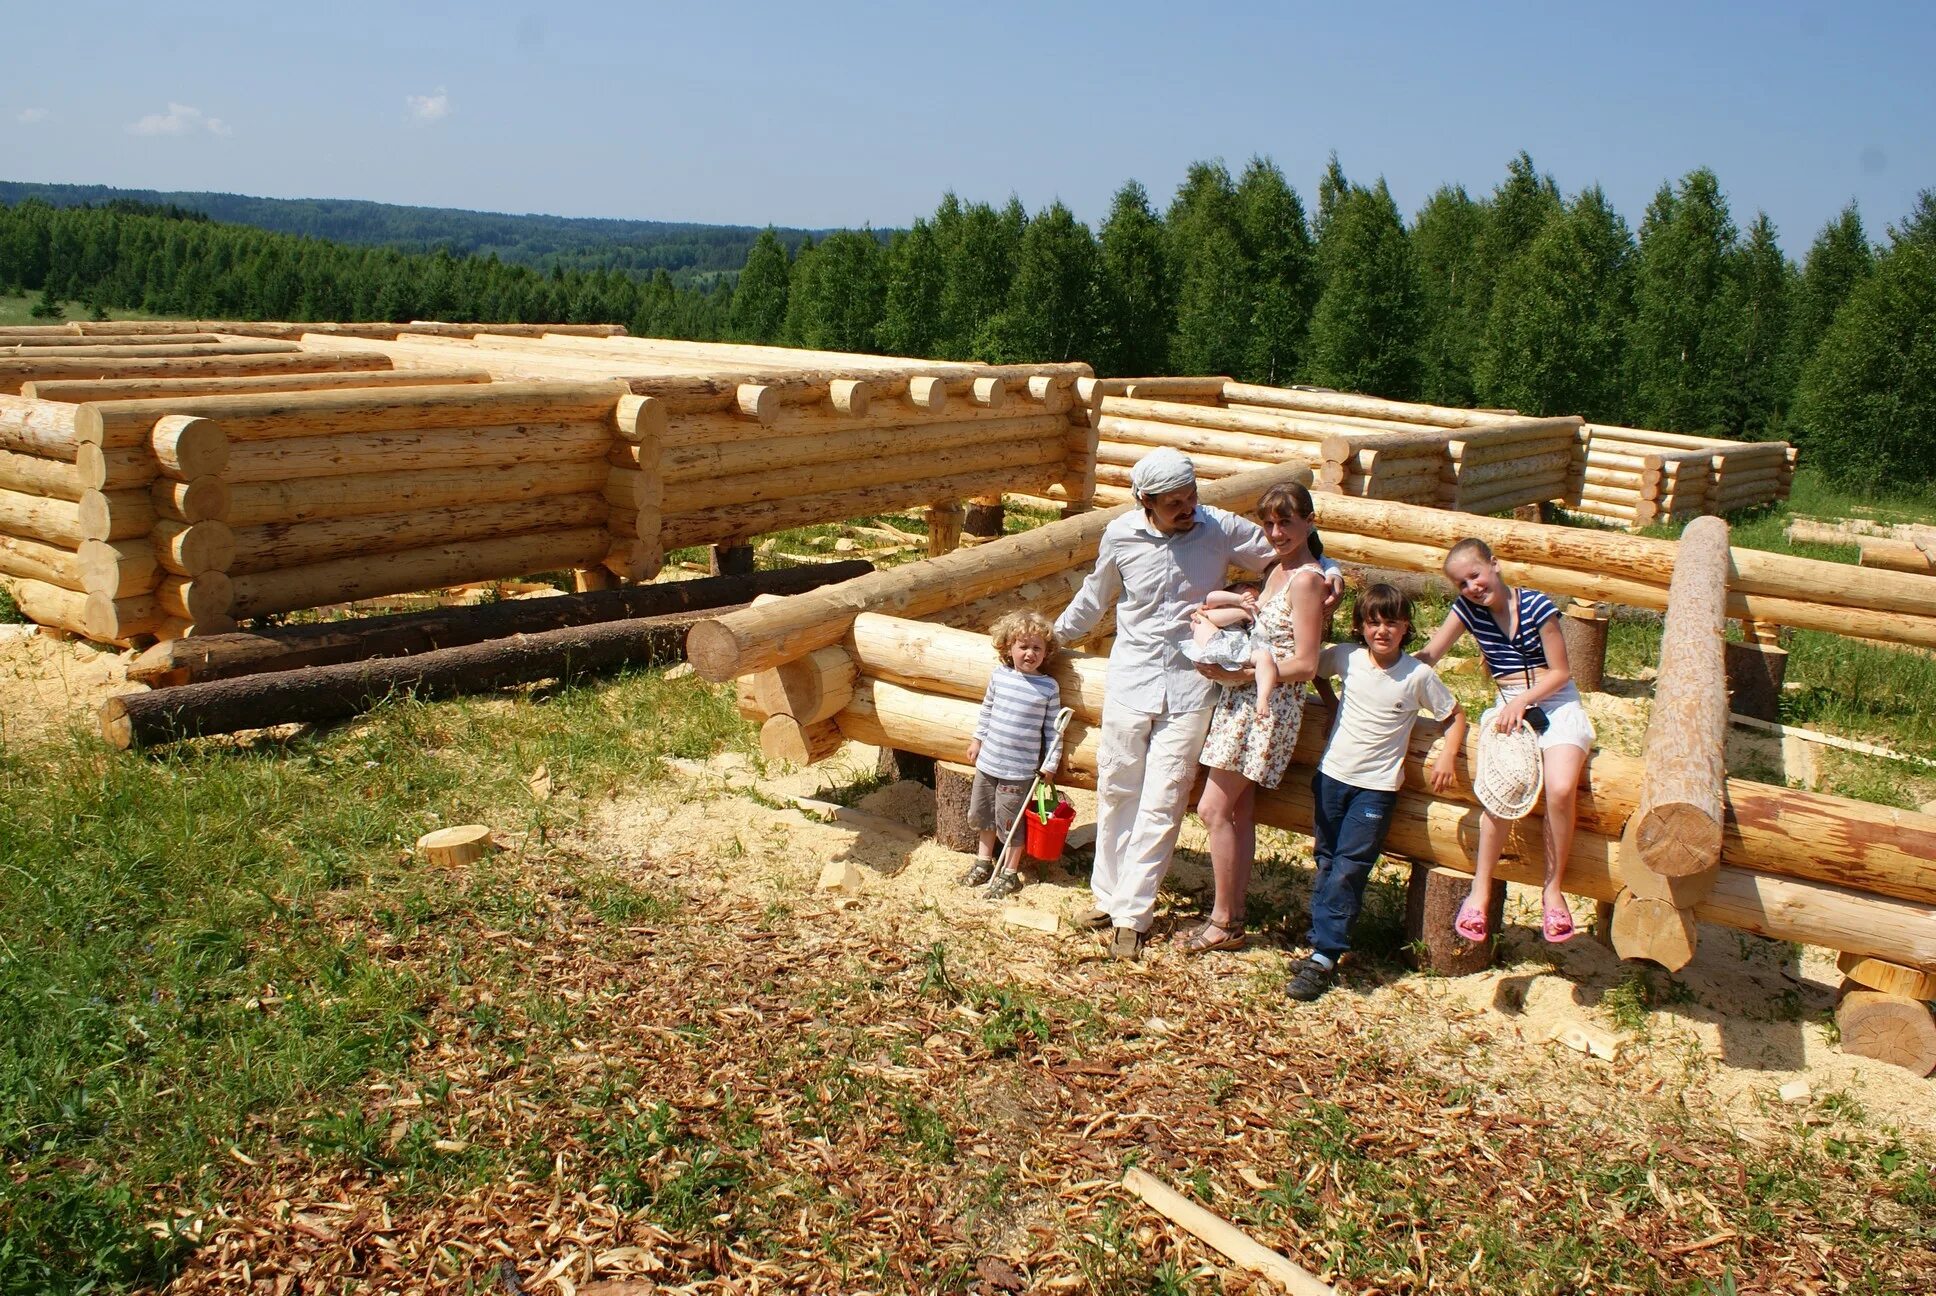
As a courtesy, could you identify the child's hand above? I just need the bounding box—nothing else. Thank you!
[1237,587,1260,614]
[1493,696,1531,734]
[1429,754,1459,792]
[967,738,982,764]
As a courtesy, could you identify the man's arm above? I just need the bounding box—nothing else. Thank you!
[1053,544,1121,642]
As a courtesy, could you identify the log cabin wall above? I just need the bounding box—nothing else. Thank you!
[1579,423,1795,529]
[0,327,1097,644]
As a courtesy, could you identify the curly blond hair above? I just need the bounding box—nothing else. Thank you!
[988,610,1058,665]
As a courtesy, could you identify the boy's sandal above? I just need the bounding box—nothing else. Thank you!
[1541,903,1578,944]
[984,869,1027,901]
[1453,899,1490,944]
[1175,919,1247,954]
[959,857,996,888]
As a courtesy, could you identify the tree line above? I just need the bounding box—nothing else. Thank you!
[2,153,1931,491]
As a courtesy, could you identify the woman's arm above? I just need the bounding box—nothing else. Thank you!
[1413,613,1466,667]
[1270,568,1328,684]
[1490,615,1573,732]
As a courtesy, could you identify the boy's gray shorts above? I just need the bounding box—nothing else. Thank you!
[968,772,1033,833]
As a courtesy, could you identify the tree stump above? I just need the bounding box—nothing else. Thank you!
[926,503,965,557]
[572,566,618,593]
[1835,984,1936,1076]
[1724,639,1789,723]
[1404,864,1505,975]
[933,760,978,853]
[874,746,936,788]
[1560,601,1610,693]
[710,543,756,578]
[965,495,1006,540]
[417,825,493,868]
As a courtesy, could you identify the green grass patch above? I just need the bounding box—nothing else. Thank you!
[0,294,176,327]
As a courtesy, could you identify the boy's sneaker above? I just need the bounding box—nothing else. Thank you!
[984,868,1027,901]
[1285,957,1336,1003]
[959,857,996,887]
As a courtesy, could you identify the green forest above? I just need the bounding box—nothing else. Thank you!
[2,152,1932,491]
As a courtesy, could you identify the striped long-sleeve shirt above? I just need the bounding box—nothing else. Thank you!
[973,666,1065,781]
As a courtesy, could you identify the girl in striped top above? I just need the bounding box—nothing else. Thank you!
[1417,538,1596,944]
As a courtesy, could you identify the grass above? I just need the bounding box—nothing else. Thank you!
[0,293,174,327]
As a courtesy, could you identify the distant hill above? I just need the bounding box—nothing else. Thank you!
[0,181,855,282]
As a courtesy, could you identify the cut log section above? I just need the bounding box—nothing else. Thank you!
[759,715,844,766]
[417,825,494,868]
[1836,952,1936,1002]
[1834,988,1936,1076]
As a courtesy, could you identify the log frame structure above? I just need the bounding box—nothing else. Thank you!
[0,326,1098,643]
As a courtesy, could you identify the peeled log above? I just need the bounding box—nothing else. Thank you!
[101,610,703,749]
[77,444,156,491]
[1633,516,1730,878]
[227,494,608,576]
[127,559,872,685]
[227,527,613,619]
[1611,889,1699,971]
[78,538,158,598]
[1837,951,1936,1001]
[1858,538,1936,575]
[749,645,857,724]
[79,489,155,542]
[0,448,84,500]
[759,715,844,765]
[0,533,84,591]
[1618,820,1717,908]
[1834,990,1936,1076]
[3,352,397,395]
[686,460,1315,682]
[151,477,232,525]
[2,577,89,634]
[223,459,607,528]
[151,415,229,480]
[84,592,162,642]
[20,369,490,403]
[0,395,81,459]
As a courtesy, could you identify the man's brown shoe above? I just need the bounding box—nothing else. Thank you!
[1108,927,1144,961]
[1073,905,1112,930]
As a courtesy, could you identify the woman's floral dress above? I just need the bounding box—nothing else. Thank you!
[1199,581,1304,789]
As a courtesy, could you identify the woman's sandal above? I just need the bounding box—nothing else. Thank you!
[1453,899,1490,944]
[1541,902,1578,944]
[1176,919,1248,954]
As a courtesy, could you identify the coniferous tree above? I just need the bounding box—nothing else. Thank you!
[1628,168,1743,435]
[1483,186,1634,421]
[779,236,820,346]
[1234,157,1316,385]
[729,228,790,343]
[1793,198,1936,489]
[1785,205,1872,385]
[1167,161,1250,377]
[1411,185,1487,406]
[28,282,63,319]
[1313,153,1349,246]
[1726,213,1796,438]
[1307,179,1422,397]
[1097,180,1171,377]
[980,202,1102,364]
[876,219,946,357]
[1471,152,1562,399]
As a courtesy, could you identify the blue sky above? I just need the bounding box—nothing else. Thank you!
[4,2,1932,252]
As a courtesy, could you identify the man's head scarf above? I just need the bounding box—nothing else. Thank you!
[1130,447,1197,500]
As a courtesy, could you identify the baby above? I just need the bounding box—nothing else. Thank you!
[1184,582,1279,718]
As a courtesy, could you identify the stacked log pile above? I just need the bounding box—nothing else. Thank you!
[1078,379,1583,514]
[1578,424,1794,528]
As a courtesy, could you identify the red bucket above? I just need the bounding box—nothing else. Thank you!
[1024,797,1077,861]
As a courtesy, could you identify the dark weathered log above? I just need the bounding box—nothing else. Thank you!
[126,560,874,686]
[104,609,711,749]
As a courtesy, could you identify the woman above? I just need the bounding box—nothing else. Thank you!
[1179,481,1330,953]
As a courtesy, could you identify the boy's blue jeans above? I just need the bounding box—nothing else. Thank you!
[1307,769,1398,960]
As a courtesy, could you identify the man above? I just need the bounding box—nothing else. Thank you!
[1054,449,1336,959]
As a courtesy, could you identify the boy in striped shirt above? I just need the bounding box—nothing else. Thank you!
[963,610,1067,900]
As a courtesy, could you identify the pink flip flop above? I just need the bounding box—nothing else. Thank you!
[1454,899,1489,943]
[1542,903,1578,944]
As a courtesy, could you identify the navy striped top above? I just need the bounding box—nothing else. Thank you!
[973,666,1065,781]
[1452,588,1559,682]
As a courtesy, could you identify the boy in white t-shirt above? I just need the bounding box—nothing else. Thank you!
[1287,584,1468,1002]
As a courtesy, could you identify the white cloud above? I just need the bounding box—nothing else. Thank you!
[16,108,51,125]
[128,102,231,137]
[406,88,450,123]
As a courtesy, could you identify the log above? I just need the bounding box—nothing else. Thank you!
[153,520,236,576]
[2,577,88,633]
[663,413,1069,482]
[101,608,706,749]
[933,761,978,853]
[73,379,627,448]
[1,351,397,394]
[151,415,229,481]
[657,459,1065,551]
[158,573,234,623]
[77,538,157,598]
[84,592,162,642]
[1221,383,1510,429]
[1632,516,1730,878]
[927,503,965,557]
[77,443,157,491]
[227,495,609,576]
[759,715,844,765]
[1097,413,1319,466]
[223,421,611,484]
[1405,864,1504,974]
[1121,1167,1336,1296]
[3,331,224,348]
[20,369,490,403]
[685,461,1316,683]
[1723,640,1787,723]
[0,340,298,360]
[1559,601,1609,693]
[226,528,615,619]
[1618,820,1717,908]
[1834,989,1936,1076]
[0,448,83,500]
[0,533,83,591]
[127,559,872,686]
[221,459,608,528]
[0,395,82,458]
[1837,951,1936,1001]
[151,477,232,525]
[417,825,494,868]
[1858,538,1936,575]
[672,425,1064,511]
[79,489,156,543]
[0,487,88,547]
[749,645,857,724]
